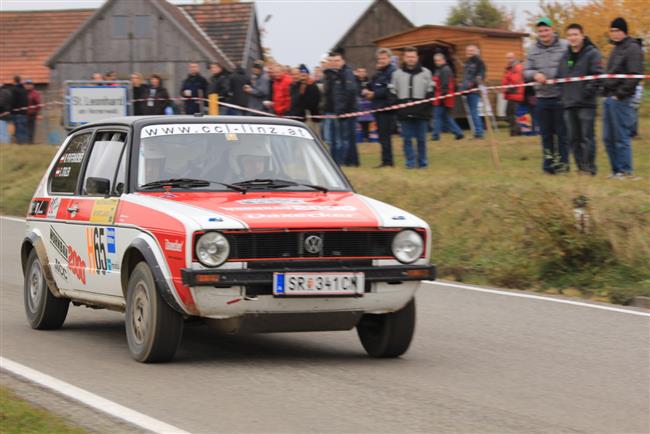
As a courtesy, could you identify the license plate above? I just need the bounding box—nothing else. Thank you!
[273,272,365,296]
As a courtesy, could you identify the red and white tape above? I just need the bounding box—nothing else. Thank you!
[1,74,646,121]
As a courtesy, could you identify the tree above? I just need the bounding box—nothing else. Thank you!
[445,0,512,30]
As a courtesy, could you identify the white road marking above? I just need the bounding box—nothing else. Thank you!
[0,215,27,223]
[0,357,191,434]
[427,281,650,317]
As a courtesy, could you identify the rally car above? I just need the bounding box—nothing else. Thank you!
[21,115,435,362]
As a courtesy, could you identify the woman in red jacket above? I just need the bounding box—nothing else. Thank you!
[502,52,525,136]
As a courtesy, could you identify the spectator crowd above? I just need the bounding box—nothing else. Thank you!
[0,16,643,178]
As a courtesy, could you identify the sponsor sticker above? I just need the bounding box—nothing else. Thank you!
[49,226,68,261]
[140,124,313,140]
[237,198,305,205]
[47,197,61,219]
[68,245,86,285]
[54,167,71,177]
[90,198,119,224]
[30,199,49,216]
[164,239,183,253]
[59,153,84,164]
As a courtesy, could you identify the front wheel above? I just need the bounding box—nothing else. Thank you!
[357,298,416,358]
[24,249,69,330]
[125,262,184,363]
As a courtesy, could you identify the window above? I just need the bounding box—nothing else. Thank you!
[134,15,153,38]
[112,15,129,38]
[82,132,127,196]
[113,149,127,195]
[50,132,92,194]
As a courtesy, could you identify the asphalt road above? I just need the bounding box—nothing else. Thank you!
[1,218,649,434]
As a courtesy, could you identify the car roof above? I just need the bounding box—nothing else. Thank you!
[69,115,308,134]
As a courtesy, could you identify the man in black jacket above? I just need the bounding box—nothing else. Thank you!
[323,51,358,165]
[10,76,29,144]
[461,44,486,138]
[208,62,232,113]
[602,17,644,178]
[364,48,396,167]
[180,63,208,115]
[557,24,603,175]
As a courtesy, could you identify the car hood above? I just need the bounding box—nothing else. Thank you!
[132,191,424,230]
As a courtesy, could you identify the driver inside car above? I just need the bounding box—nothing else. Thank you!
[229,142,277,181]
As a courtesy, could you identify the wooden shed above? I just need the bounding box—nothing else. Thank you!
[375,25,529,84]
[334,0,414,74]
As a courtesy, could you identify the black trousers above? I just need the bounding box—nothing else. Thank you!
[375,112,395,165]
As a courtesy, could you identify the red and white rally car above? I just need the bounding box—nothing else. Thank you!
[22,115,435,362]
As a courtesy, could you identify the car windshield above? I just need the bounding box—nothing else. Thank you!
[136,123,349,191]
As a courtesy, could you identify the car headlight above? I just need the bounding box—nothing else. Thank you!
[195,232,230,267]
[392,230,423,264]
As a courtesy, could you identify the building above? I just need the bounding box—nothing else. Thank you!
[375,24,529,83]
[46,0,262,95]
[333,0,413,73]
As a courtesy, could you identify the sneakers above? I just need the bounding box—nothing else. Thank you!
[607,173,626,180]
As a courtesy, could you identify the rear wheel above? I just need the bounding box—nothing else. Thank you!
[24,249,69,330]
[357,298,416,358]
[125,262,184,363]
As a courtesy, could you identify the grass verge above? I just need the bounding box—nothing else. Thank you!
[1,117,648,304]
[0,386,87,434]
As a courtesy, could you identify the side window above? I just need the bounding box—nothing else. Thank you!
[50,132,92,194]
[82,131,127,196]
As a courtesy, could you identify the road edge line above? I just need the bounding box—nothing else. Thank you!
[0,357,191,434]
[427,281,650,317]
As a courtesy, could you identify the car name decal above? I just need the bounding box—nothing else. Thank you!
[140,123,313,139]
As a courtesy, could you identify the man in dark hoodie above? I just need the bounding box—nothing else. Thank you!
[364,48,397,168]
[180,63,208,115]
[208,62,232,113]
[461,44,486,139]
[602,17,644,179]
[323,50,358,165]
[524,17,570,174]
[557,23,603,175]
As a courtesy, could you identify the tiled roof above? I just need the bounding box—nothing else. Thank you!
[180,2,255,66]
[0,9,93,84]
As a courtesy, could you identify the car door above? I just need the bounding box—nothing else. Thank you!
[44,130,94,292]
[64,129,129,297]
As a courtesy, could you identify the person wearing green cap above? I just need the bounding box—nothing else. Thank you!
[524,17,570,174]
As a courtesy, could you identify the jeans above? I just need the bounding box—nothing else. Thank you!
[327,117,354,165]
[432,106,463,139]
[603,96,635,174]
[0,119,9,143]
[400,119,428,168]
[27,115,37,143]
[466,93,484,137]
[12,114,28,144]
[564,107,596,174]
[224,107,242,116]
[345,117,359,166]
[375,112,395,165]
[536,97,568,173]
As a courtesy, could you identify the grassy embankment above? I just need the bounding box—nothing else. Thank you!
[0,386,86,434]
[1,117,648,304]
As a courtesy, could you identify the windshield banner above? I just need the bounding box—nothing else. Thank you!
[141,124,313,139]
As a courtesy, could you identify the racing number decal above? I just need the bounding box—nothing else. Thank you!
[86,227,116,275]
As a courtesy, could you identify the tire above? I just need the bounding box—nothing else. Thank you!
[24,249,69,330]
[357,298,416,358]
[125,262,183,363]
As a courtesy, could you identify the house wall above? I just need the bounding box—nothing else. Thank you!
[338,0,413,73]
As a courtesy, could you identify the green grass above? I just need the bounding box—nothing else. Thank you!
[1,117,649,304]
[0,386,87,434]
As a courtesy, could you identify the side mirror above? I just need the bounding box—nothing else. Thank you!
[86,177,111,196]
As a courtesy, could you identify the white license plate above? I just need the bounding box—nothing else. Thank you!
[273,272,365,296]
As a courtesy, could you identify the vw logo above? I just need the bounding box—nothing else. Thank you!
[304,235,323,254]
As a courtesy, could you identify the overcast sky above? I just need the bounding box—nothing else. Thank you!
[2,0,558,67]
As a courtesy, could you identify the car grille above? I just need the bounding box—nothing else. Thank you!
[222,229,403,261]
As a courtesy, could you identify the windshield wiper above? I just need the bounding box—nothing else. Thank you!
[232,178,328,193]
[140,178,246,192]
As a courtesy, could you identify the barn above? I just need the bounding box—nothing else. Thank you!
[375,24,529,84]
[333,0,414,74]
